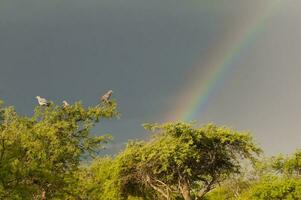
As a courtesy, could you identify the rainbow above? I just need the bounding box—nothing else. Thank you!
[165,1,282,121]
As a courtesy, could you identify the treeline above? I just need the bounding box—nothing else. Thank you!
[0,99,300,199]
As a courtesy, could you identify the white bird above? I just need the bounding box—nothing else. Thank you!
[101,90,113,103]
[62,100,69,107]
[36,96,50,106]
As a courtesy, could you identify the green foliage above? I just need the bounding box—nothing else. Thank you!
[204,173,252,200]
[271,149,301,177]
[116,122,261,200]
[205,149,301,200]
[248,176,301,200]
[73,157,121,200]
[74,152,157,200]
[0,100,118,199]
[2,98,301,199]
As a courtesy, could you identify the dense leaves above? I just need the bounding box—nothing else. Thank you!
[0,100,118,199]
[0,98,300,199]
[110,123,261,200]
[249,177,301,200]
[271,149,301,176]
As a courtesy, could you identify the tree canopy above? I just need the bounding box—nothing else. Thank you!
[82,122,261,200]
[0,98,300,200]
[0,99,118,199]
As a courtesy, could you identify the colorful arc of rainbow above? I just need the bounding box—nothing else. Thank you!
[166,1,282,122]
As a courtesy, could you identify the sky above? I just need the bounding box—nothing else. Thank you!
[1,0,301,155]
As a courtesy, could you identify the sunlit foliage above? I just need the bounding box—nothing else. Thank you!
[0,100,118,199]
[1,98,301,199]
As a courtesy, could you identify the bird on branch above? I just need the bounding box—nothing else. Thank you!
[36,96,50,106]
[62,100,69,107]
[101,90,113,103]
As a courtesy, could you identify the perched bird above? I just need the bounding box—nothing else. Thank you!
[36,96,50,106]
[101,90,113,103]
[62,100,69,107]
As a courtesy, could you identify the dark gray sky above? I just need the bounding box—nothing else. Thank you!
[1,0,301,155]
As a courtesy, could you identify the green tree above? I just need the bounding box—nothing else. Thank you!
[271,149,301,177]
[247,176,301,200]
[238,150,301,200]
[0,99,118,199]
[209,150,301,200]
[75,154,156,200]
[75,156,122,200]
[204,157,274,200]
[117,122,261,200]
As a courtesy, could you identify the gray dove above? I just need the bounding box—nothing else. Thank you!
[36,96,50,106]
